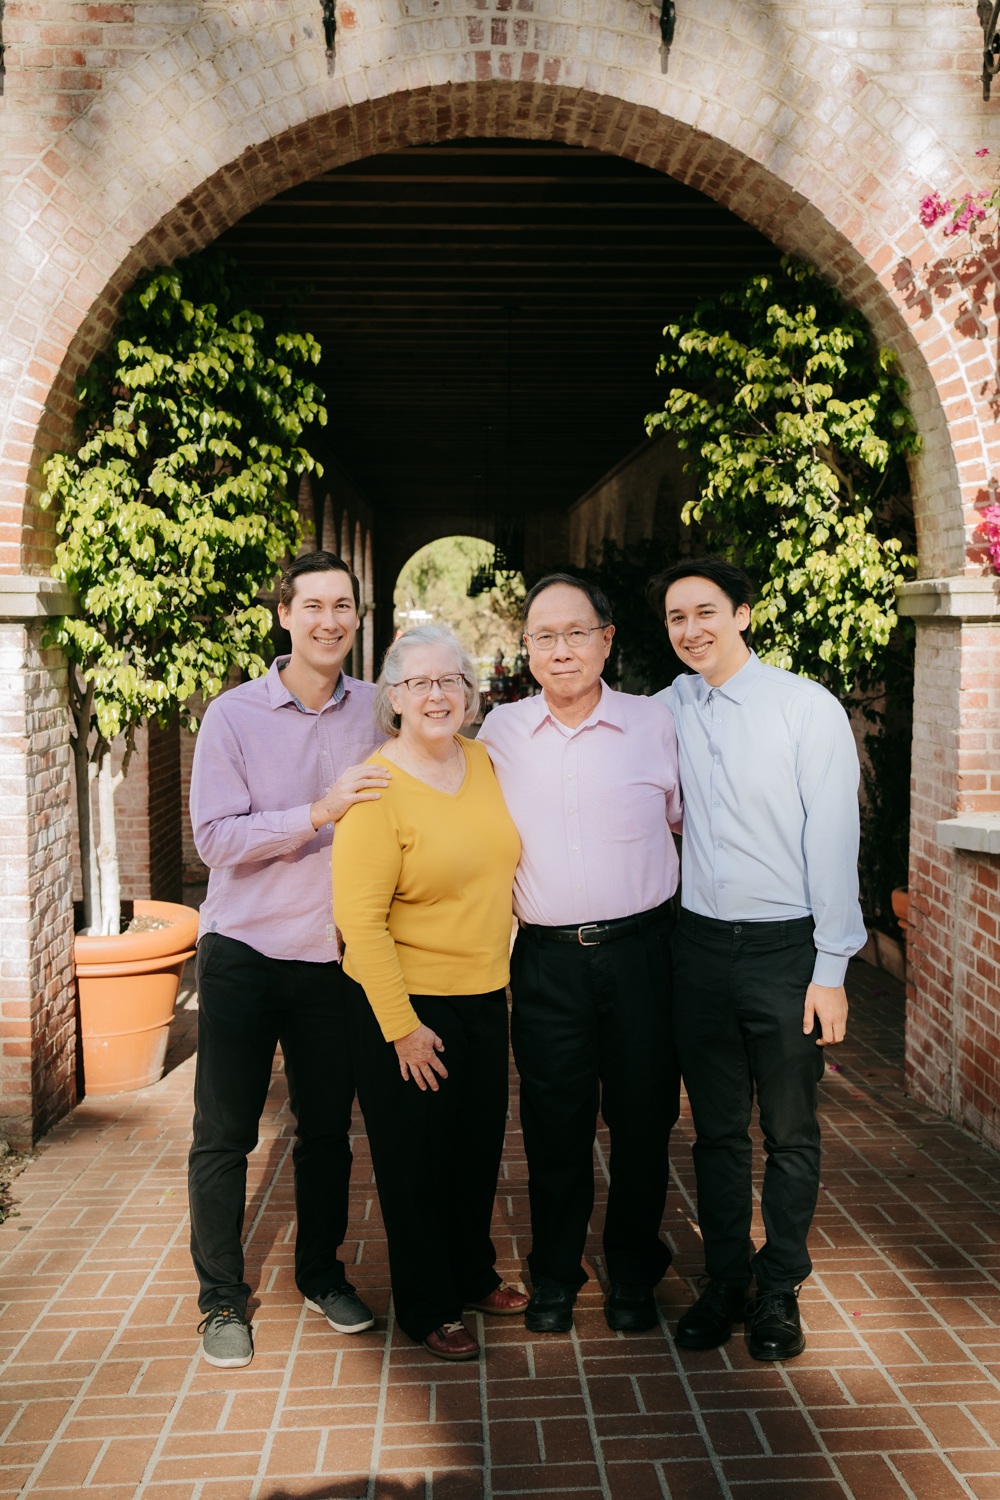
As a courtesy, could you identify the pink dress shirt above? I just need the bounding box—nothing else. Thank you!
[477,682,683,927]
[190,658,382,962]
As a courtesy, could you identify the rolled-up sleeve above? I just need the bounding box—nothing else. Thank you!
[797,696,867,986]
[191,703,317,869]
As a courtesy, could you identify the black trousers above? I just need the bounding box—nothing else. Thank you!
[509,913,679,1291]
[672,909,826,1292]
[188,933,355,1315]
[347,978,508,1343]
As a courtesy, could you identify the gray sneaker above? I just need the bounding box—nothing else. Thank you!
[304,1285,375,1333]
[198,1305,253,1368]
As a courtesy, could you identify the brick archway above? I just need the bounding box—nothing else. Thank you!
[2,3,998,1145]
[2,7,991,580]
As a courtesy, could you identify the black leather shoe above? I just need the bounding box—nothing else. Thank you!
[675,1279,749,1350]
[605,1282,657,1332]
[524,1283,576,1333]
[747,1290,805,1361]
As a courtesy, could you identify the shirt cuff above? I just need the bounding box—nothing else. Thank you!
[811,951,849,987]
[287,802,319,839]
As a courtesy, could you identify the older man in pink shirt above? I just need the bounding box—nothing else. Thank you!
[478,574,682,1335]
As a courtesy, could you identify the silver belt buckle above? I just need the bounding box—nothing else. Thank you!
[578,923,601,946]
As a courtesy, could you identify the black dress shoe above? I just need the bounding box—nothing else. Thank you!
[675,1279,749,1350]
[747,1290,805,1361]
[605,1282,657,1332]
[524,1283,576,1333]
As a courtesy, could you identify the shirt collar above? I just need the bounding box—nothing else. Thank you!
[267,655,348,713]
[703,649,764,706]
[529,679,626,735]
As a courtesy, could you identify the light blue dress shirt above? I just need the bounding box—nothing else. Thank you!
[654,651,866,987]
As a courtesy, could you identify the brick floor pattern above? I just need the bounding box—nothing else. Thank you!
[3,961,1000,1500]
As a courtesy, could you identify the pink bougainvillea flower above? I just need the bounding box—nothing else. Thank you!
[976,147,990,157]
[981,502,1000,573]
[943,196,987,236]
[919,192,951,227]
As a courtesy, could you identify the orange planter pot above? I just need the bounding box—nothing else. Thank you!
[74,899,199,1096]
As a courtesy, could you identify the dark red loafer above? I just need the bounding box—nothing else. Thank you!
[422,1321,480,1361]
[465,1283,530,1317]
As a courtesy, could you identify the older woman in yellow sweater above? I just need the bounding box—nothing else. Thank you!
[332,623,527,1360]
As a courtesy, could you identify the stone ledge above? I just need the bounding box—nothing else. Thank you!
[0,576,78,621]
[897,576,1000,621]
[935,814,1000,855]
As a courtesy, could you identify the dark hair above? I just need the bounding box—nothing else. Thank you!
[280,551,361,612]
[645,557,754,646]
[521,572,613,631]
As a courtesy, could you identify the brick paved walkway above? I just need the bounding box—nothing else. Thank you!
[3,960,1000,1500]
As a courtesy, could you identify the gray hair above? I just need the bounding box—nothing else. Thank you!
[374,623,480,736]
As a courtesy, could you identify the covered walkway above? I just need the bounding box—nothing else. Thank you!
[2,964,999,1500]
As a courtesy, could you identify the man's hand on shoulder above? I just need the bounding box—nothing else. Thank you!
[310,763,391,829]
[803,982,848,1046]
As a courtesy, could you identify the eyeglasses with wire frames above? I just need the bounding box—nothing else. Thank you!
[389,674,470,696]
[523,626,607,651]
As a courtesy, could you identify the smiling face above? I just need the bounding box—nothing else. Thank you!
[523,583,614,703]
[664,576,752,686]
[387,642,468,748]
[277,568,360,680]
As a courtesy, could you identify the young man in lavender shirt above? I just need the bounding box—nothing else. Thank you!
[188,552,389,1369]
[479,575,683,1335]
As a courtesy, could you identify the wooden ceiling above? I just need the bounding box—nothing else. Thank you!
[217,138,782,548]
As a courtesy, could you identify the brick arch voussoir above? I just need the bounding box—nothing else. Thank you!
[12,80,975,579]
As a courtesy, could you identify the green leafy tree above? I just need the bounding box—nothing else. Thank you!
[644,257,919,710]
[640,257,919,929]
[40,251,326,935]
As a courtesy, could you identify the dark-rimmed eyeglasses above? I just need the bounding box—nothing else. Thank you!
[389,675,469,695]
[524,627,605,651]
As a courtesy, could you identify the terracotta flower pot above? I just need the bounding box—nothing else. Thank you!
[74,899,198,1095]
[891,886,910,936]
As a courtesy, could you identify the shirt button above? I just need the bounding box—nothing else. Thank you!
[568,809,575,815]
[717,842,723,849]
[715,756,721,764]
[714,801,721,807]
[567,774,573,780]
[572,846,578,852]
[577,885,582,891]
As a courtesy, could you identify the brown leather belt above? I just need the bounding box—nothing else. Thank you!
[518,900,673,947]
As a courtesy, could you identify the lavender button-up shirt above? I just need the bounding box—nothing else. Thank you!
[478,682,683,927]
[191,657,381,962]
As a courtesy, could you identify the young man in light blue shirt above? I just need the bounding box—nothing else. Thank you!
[651,557,865,1361]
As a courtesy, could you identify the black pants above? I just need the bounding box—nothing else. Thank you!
[672,910,826,1292]
[347,978,508,1343]
[509,913,679,1291]
[188,933,356,1316]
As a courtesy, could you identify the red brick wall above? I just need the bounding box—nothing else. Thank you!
[146,716,182,904]
[907,622,1000,1151]
[0,625,75,1150]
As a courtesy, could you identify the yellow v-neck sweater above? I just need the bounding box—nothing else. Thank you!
[331,736,521,1041]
